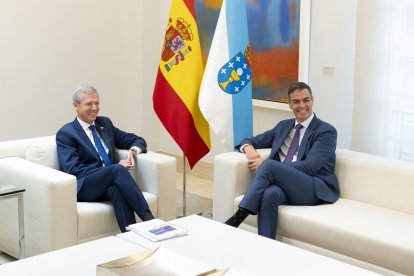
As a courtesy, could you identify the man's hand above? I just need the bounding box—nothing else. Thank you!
[244,145,260,160]
[248,158,263,174]
[118,149,136,170]
[243,145,262,173]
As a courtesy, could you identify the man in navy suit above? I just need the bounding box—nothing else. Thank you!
[56,85,155,232]
[225,82,339,239]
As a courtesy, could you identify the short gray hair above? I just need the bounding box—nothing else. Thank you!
[72,85,97,103]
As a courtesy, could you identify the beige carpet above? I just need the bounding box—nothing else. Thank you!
[176,190,212,218]
[175,172,213,218]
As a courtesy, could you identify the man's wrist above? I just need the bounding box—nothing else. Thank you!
[241,144,253,153]
[129,147,141,156]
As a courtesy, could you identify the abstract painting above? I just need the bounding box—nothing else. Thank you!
[195,0,301,104]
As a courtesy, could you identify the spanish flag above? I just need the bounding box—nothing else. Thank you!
[153,0,210,168]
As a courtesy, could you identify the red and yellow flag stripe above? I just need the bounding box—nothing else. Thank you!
[153,0,210,168]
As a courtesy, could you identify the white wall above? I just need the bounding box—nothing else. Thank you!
[309,0,356,149]
[128,0,169,151]
[0,0,140,141]
[352,0,394,156]
[0,0,357,163]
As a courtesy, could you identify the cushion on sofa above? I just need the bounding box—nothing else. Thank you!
[77,202,119,243]
[234,196,414,275]
[77,192,157,243]
[26,143,59,170]
[336,149,414,216]
[277,199,414,275]
[0,136,55,159]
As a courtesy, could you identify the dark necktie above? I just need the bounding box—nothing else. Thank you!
[284,124,303,162]
[89,125,112,166]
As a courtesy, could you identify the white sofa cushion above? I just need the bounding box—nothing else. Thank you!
[0,136,55,159]
[77,192,157,243]
[234,196,414,275]
[336,149,414,215]
[25,143,59,170]
[77,202,119,243]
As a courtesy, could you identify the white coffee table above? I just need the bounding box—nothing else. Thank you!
[0,236,147,276]
[118,215,380,275]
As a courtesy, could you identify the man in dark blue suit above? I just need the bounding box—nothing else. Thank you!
[56,85,155,232]
[225,82,339,239]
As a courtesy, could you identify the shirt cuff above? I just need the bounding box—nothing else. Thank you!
[239,144,251,153]
[130,146,142,155]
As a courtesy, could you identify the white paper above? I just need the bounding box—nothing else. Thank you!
[126,219,187,242]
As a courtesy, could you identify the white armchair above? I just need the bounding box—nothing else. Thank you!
[213,148,270,225]
[0,136,176,258]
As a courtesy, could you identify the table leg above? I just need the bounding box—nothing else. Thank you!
[17,193,25,259]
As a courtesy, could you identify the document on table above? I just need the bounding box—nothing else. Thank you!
[126,218,188,242]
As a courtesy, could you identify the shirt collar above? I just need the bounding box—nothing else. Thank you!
[295,113,314,129]
[77,117,94,131]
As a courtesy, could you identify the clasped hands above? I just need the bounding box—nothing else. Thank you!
[244,145,263,173]
[118,149,137,170]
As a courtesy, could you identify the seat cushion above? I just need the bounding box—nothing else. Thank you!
[77,192,157,243]
[279,198,414,275]
[234,196,414,275]
[77,201,119,243]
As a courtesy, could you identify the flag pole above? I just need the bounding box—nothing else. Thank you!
[182,154,187,217]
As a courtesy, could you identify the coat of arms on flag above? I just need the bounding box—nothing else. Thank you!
[218,46,252,94]
[153,0,210,169]
[161,17,194,72]
[199,0,253,150]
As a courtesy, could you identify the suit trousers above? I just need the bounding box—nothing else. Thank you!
[239,159,322,239]
[77,164,149,232]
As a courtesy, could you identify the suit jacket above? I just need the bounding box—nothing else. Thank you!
[238,114,339,203]
[56,116,147,193]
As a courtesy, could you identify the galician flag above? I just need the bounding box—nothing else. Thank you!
[153,0,211,168]
[198,0,253,151]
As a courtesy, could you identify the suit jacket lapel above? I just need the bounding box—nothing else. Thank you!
[297,115,318,160]
[270,120,295,160]
[73,118,101,160]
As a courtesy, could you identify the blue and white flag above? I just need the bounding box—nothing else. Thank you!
[198,0,253,151]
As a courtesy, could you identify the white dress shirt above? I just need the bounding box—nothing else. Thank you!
[278,113,314,162]
[77,118,110,154]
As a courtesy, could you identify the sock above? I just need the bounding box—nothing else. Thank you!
[225,208,250,227]
[142,210,155,221]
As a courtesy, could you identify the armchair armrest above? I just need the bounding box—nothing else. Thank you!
[115,150,177,220]
[0,157,77,258]
[213,149,271,222]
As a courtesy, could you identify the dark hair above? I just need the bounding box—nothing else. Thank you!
[288,82,312,102]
